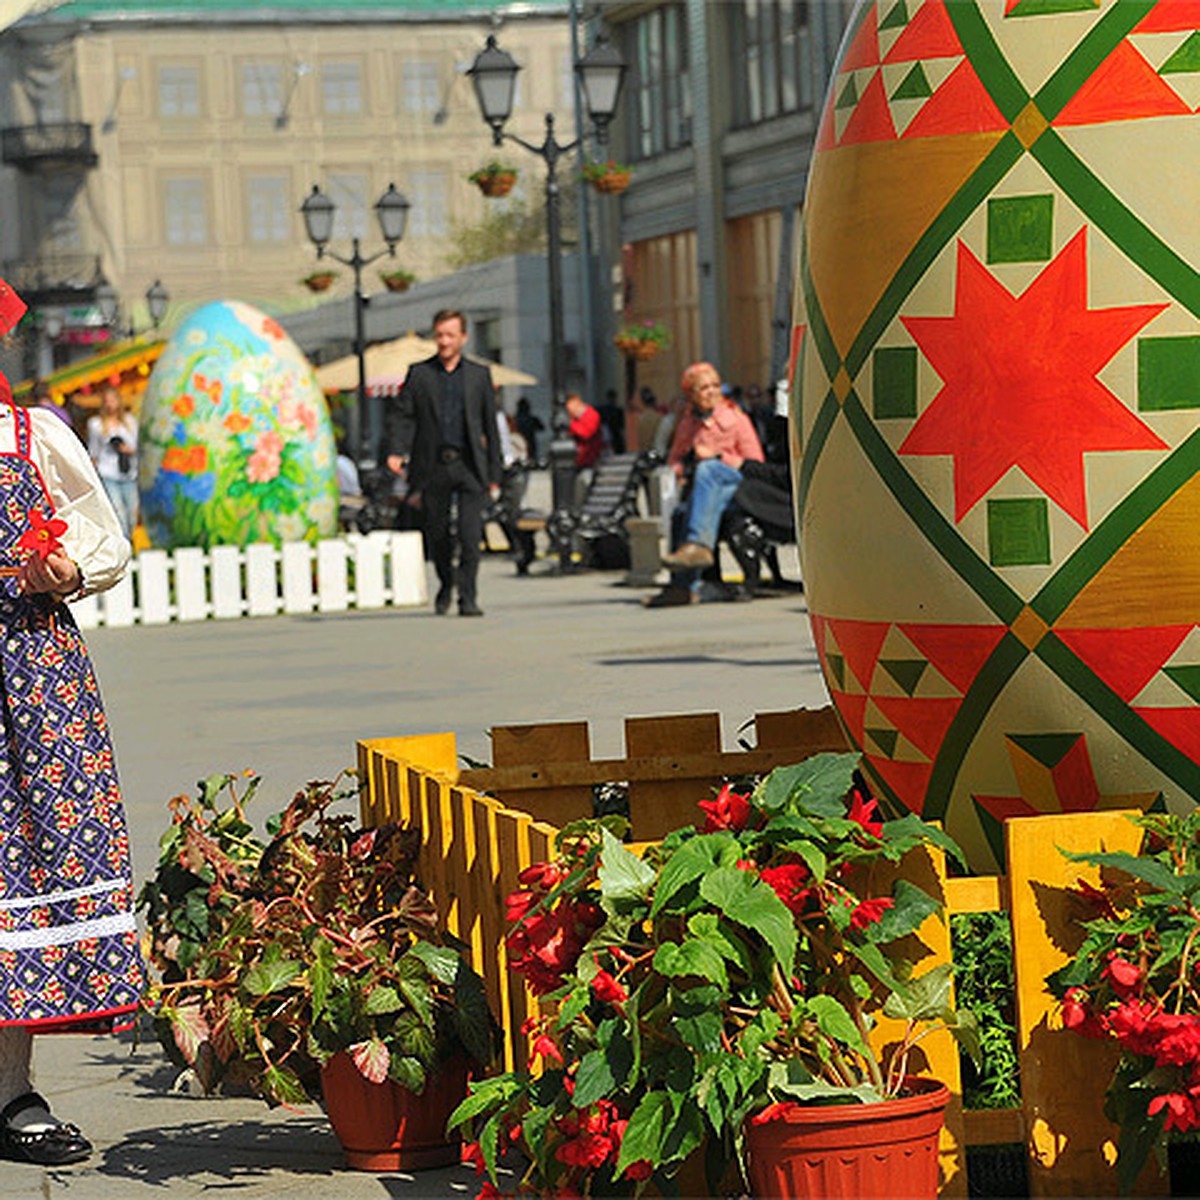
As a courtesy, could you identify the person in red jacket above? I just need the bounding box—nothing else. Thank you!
[565,392,606,508]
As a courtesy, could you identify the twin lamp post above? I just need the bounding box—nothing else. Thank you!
[299,29,627,562]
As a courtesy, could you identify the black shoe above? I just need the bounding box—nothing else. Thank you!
[459,602,484,617]
[0,1092,92,1166]
[435,587,452,615]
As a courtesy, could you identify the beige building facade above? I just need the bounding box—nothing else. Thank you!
[0,1,569,378]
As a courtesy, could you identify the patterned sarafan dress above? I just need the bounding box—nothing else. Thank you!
[0,294,144,1033]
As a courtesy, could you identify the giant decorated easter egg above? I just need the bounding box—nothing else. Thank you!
[794,0,1200,868]
[140,301,337,548]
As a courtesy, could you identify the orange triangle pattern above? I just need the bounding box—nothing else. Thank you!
[901,59,1009,138]
[898,623,1006,694]
[840,71,898,146]
[871,695,961,760]
[1135,0,1200,33]
[1055,40,1192,126]
[865,755,933,814]
[834,692,871,750]
[1054,626,1193,703]
[1052,737,1103,812]
[884,0,963,63]
[974,793,1040,822]
[824,616,892,691]
[841,9,882,72]
[1135,707,1200,762]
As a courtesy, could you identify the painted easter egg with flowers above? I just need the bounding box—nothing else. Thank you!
[793,0,1200,869]
[139,301,337,548]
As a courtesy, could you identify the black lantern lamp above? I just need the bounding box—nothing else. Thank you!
[300,181,412,469]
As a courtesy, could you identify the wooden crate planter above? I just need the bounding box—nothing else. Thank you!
[357,708,1168,1198]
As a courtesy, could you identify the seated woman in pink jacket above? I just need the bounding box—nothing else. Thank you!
[662,361,763,569]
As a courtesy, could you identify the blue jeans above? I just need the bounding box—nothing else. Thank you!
[102,477,138,539]
[685,458,742,548]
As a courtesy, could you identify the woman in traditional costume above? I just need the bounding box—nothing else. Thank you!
[0,278,144,1165]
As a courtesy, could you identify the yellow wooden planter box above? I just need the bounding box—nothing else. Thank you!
[357,707,1157,1198]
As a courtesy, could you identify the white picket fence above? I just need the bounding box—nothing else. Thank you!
[71,531,428,630]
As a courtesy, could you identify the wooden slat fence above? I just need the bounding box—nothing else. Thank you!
[71,530,426,628]
[358,707,1169,1198]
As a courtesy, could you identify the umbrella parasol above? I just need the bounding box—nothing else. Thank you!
[314,334,537,395]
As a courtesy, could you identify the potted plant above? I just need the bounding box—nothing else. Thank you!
[468,161,519,198]
[303,270,338,293]
[613,318,670,362]
[581,159,633,195]
[379,268,416,293]
[1047,808,1200,1194]
[450,752,979,1198]
[138,771,498,1172]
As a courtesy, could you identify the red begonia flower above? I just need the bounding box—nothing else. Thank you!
[698,782,752,832]
[847,788,884,838]
[591,967,627,1006]
[760,863,812,916]
[850,896,895,930]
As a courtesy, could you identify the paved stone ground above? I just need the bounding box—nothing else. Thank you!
[4,542,828,1199]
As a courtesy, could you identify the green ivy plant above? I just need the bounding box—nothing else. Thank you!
[451,753,979,1195]
[138,772,497,1106]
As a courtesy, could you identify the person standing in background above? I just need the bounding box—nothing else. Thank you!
[86,385,138,539]
[565,392,605,510]
[382,309,501,617]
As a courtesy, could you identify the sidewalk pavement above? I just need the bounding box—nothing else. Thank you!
[6,538,827,1199]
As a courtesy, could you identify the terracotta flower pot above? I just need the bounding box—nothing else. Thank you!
[614,337,660,361]
[589,170,631,195]
[381,276,412,293]
[476,173,517,198]
[320,1051,468,1172]
[304,273,336,293]
[744,1077,950,1200]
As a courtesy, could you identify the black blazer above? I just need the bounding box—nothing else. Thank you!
[383,355,501,491]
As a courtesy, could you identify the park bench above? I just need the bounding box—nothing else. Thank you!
[517,451,657,569]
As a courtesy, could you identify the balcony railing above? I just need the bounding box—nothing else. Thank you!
[0,123,98,170]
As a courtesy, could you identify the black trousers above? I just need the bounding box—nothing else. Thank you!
[423,458,486,604]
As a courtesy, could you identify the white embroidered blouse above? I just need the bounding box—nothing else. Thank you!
[0,405,130,597]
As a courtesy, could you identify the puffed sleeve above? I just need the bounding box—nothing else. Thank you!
[27,409,131,596]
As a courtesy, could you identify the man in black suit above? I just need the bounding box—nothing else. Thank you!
[383,309,501,616]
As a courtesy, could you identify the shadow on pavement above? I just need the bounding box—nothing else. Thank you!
[95,1116,344,1186]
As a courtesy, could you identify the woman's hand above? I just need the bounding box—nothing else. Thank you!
[21,549,81,598]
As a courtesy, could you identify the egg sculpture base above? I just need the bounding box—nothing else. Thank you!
[793,0,1200,869]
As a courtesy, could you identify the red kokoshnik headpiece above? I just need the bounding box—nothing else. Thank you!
[0,277,28,406]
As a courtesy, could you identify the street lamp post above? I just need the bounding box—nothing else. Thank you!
[468,32,625,567]
[95,276,171,338]
[300,182,410,468]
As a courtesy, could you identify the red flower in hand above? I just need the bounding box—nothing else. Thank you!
[17,509,68,560]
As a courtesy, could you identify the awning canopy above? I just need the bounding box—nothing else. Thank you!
[15,336,166,410]
[315,334,538,396]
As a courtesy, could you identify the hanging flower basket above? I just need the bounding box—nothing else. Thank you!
[303,271,337,293]
[614,319,670,361]
[582,160,633,195]
[469,163,519,198]
[614,336,660,361]
[379,270,415,293]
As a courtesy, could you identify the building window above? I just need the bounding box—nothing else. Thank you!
[732,0,814,126]
[322,61,362,115]
[625,4,691,160]
[158,64,200,118]
[242,63,283,117]
[401,61,440,114]
[328,173,368,240]
[407,170,448,238]
[246,176,289,243]
[164,178,207,245]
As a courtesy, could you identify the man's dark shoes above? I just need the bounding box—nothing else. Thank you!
[434,586,452,615]
[0,1092,92,1166]
[459,602,484,617]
